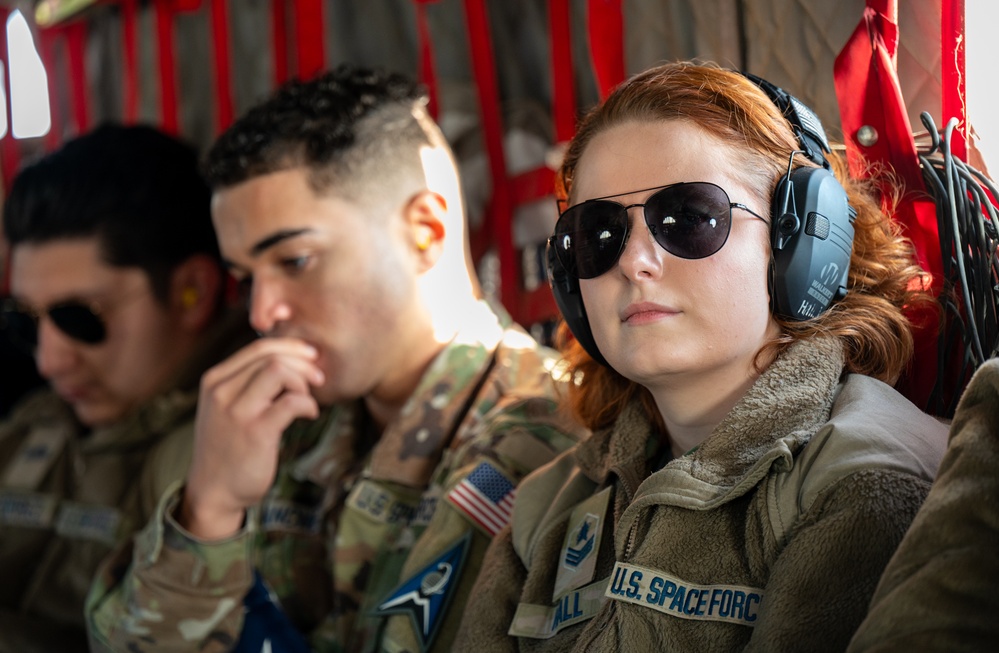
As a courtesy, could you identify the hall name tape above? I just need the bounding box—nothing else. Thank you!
[606,561,764,627]
[508,577,609,639]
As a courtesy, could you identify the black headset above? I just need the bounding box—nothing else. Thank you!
[547,73,857,368]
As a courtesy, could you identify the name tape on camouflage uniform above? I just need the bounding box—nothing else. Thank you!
[445,460,516,537]
[346,479,437,528]
[606,561,764,627]
[54,501,121,544]
[260,498,323,534]
[0,490,58,528]
[0,490,121,543]
[508,577,609,639]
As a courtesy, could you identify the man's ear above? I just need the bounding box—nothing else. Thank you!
[405,190,447,271]
[168,254,223,332]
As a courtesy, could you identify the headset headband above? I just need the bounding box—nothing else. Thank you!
[742,72,832,170]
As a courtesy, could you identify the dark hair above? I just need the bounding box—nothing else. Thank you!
[3,123,217,301]
[204,64,438,207]
[556,61,934,431]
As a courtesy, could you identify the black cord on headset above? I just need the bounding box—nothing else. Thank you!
[918,112,999,416]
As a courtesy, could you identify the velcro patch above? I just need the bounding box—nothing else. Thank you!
[606,561,764,627]
[0,490,58,528]
[54,501,122,544]
[445,461,516,537]
[374,531,471,652]
[509,577,609,639]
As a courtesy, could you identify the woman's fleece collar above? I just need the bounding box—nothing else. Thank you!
[573,337,846,488]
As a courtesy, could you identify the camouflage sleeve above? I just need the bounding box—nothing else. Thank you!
[86,482,256,653]
[379,394,583,653]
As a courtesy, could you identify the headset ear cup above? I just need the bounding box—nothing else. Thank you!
[769,166,855,321]
[546,240,610,368]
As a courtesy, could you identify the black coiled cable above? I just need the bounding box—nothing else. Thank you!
[918,112,999,416]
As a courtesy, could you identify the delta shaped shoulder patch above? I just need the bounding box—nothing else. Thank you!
[445,460,517,537]
[374,531,472,652]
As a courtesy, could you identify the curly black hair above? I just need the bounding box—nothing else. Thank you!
[204,64,435,202]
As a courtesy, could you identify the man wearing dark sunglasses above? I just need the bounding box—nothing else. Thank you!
[86,66,584,653]
[0,124,251,653]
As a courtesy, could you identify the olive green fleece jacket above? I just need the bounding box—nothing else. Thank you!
[848,358,999,652]
[454,337,948,652]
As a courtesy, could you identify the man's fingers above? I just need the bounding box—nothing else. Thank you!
[203,343,324,409]
[226,359,317,423]
[256,391,320,436]
[202,337,320,391]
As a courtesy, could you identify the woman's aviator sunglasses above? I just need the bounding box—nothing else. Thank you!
[1,297,111,349]
[550,181,768,279]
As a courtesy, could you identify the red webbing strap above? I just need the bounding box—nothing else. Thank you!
[38,28,62,151]
[413,0,439,120]
[549,0,575,143]
[155,0,179,134]
[941,0,967,161]
[834,0,941,410]
[461,0,517,317]
[292,0,325,79]
[120,0,139,123]
[270,0,288,85]
[66,22,90,135]
[587,0,624,99]
[0,6,18,194]
[0,6,15,294]
[210,0,234,133]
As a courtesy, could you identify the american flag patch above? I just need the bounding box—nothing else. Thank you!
[446,461,517,537]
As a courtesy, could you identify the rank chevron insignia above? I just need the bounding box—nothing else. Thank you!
[374,531,472,651]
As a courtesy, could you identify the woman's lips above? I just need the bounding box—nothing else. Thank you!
[621,302,679,324]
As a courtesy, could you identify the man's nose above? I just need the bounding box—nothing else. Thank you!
[35,318,79,379]
[247,277,293,336]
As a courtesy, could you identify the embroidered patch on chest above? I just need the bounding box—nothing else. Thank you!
[553,486,612,598]
[606,561,764,627]
[373,531,471,652]
[445,460,516,536]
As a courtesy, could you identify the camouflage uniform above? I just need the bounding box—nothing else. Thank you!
[86,302,585,653]
[0,311,250,653]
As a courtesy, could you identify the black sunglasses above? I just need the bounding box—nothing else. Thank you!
[550,181,768,280]
[1,297,111,349]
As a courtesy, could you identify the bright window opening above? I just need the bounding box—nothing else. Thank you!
[7,9,50,139]
[967,0,998,172]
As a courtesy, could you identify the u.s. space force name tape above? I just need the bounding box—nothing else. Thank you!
[606,561,764,627]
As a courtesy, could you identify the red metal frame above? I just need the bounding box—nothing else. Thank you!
[120,0,139,123]
[155,0,179,133]
[209,0,234,133]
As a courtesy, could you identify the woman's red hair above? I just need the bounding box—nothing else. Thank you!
[555,61,935,432]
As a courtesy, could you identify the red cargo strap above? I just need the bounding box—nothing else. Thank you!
[210,0,234,132]
[941,0,967,161]
[413,0,439,120]
[121,0,139,123]
[834,0,943,410]
[588,0,625,99]
[549,0,575,143]
[155,0,179,134]
[38,28,61,151]
[293,0,325,79]
[271,0,289,85]
[461,0,516,314]
[66,22,90,135]
[0,6,19,193]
